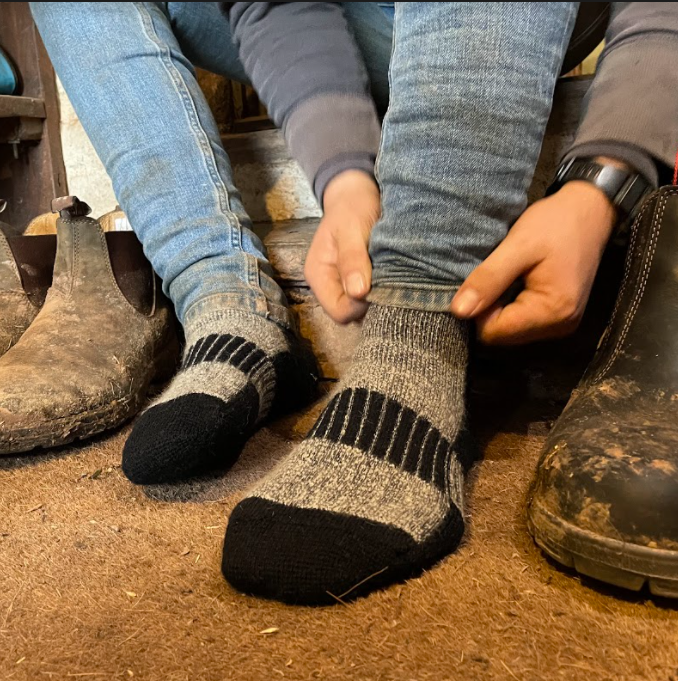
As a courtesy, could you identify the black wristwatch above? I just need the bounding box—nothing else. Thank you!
[548,158,652,223]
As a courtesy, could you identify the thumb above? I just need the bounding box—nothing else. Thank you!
[451,233,537,319]
[336,225,372,300]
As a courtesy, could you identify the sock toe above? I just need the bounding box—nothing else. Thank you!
[123,389,257,484]
[222,497,428,605]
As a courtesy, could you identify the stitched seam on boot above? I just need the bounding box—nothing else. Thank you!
[589,192,656,368]
[596,189,678,380]
[58,218,77,297]
[62,216,156,318]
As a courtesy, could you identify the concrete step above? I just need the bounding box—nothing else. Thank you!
[223,130,320,224]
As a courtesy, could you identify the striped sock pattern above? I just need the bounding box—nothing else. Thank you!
[308,387,472,492]
[222,305,473,605]
[183,333,266,370]
[122,309,316,484]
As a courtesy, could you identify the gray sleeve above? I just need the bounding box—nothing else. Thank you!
[565,2,678,186]
[225,2,381,203]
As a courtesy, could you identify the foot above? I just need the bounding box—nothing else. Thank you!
[222,304,475,605]
[527,187,678,598]
[122,309,317,484]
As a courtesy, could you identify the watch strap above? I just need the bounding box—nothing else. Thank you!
[549,158,651,221]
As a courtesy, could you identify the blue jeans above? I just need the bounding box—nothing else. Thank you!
[30,2,391,328]
[369,2,578,309]
[32,2,576,325]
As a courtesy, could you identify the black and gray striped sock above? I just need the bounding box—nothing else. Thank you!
[122,309,316,484]
[222,304,474,605]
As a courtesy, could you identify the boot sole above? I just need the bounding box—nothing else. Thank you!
[0,335,179,455]
[528,501,678,598]
[0,390,147,455]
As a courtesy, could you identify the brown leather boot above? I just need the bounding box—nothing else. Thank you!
[0,224,56,355]
[527,186,678,598]
[0,196,179,454]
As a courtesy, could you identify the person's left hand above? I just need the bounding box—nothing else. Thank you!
[304,170,381,324]
[450,180,616,345]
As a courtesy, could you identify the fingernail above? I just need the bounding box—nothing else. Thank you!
[345,273,367,298]
[452,289,480,317]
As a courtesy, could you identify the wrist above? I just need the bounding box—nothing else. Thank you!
[559,157,632,211]
[323,170,379,211]
[554,181,616,242]
[551,156,650,227]
[580,157,632,212]
[592,156,632,172]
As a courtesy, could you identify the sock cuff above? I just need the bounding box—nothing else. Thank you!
[185,308,289,356]
[360,304,469,363]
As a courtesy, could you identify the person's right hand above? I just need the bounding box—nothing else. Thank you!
[304,170,381,324]
[450,180,616,344]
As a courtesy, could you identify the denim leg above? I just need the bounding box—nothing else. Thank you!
[340,2,393,116]
[368,2,578,311]
[165,2,250,83]
[30,2,292,329]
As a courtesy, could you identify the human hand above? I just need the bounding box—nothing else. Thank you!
[450,181,616,345]
[304,170,380,324]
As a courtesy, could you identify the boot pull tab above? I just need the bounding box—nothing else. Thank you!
[51,195,92,220]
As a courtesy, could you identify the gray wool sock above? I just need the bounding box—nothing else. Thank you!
[222,304,473,605]
[123,309,316,484]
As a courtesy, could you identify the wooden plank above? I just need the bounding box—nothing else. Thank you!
[222,128,291,166]
[232,115,275,134]
[0,117,43,143]
[254,218,315,287]
[196,68,235,133]
[0,95,45,118]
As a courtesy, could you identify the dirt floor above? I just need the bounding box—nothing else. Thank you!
[2,356,678,681]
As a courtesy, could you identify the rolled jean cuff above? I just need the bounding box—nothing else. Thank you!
[184,291,295,332]
[366,283,460,312]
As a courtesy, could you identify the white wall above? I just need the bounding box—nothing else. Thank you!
[58,79,118,218]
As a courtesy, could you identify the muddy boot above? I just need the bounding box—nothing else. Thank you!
[0,222,56,355]
[0,196,179,454]
[527,187,678,598]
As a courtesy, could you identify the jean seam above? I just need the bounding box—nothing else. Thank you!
[134,2,256,293]
[367,285,460,312]
[373,1,398,188]
[372,283,463,292]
